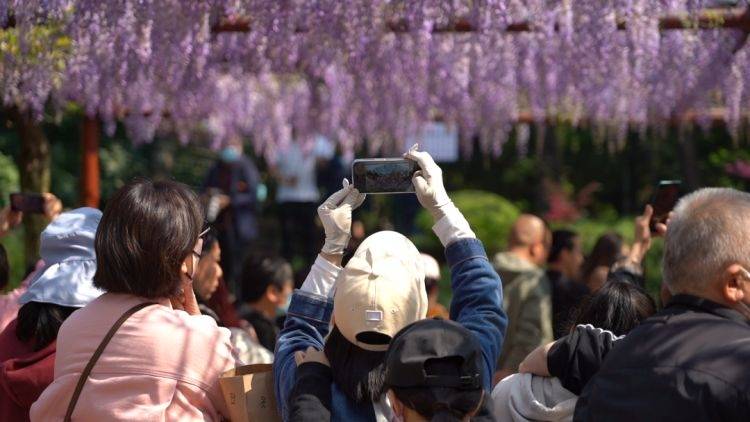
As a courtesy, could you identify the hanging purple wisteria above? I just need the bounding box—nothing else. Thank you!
[2,0,750,156]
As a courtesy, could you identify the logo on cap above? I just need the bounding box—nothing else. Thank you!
[365,309,383,322]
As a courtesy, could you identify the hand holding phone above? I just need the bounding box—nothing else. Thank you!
[649,180,681,234]
[403,145,453,220]
[10,193,46,214]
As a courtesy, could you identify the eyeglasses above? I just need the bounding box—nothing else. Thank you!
[193,226,211,259]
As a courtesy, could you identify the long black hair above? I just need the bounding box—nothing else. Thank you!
[16,301,77,351]
[324,325,387,403]
[571,279,656,336]
[581,233,623,283]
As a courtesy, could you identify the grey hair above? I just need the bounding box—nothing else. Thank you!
[663,188,750,294]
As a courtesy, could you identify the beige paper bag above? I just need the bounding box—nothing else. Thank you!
[220,364,281,422]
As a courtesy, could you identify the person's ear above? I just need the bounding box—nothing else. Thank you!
[531,243,546,264]
[266,284,280,304]
[529,244,539,259]
[722,264,747,304]
[180,258,192,280]
[387,390,404,418]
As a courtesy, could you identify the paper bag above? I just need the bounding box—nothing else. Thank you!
[220,364,281,422]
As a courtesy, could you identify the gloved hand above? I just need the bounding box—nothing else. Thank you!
[318,179,366,255]
[404,144,452,220]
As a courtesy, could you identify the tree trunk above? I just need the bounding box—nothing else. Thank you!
[8,107,51,268]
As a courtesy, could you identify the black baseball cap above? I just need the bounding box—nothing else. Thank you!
[384,318,482,390]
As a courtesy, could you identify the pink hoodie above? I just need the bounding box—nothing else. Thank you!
[30,293,240,421]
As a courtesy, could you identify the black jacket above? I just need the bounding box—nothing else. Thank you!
[289,362,332,422]
[240,308,281,352]
[550,294,750,422]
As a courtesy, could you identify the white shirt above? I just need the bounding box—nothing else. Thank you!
[276,142,322,203]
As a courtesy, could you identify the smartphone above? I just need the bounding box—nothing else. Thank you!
[10,193,46,214]
[649,180,681,233]
[351,158,417,194]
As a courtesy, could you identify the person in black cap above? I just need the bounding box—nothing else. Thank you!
[385,318,494,421]
[289,318,495,422]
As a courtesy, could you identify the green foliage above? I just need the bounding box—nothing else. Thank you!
[0,227,25,291]
[0,151,19,207]
[413,190,521,258]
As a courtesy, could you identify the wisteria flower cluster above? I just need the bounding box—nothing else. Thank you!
[2,0,750,157]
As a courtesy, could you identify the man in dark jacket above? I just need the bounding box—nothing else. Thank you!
[546,230,588,339]
[547,188,750,422]
[202,138,261,298]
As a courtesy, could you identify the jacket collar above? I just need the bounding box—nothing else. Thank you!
[666,294,749,324]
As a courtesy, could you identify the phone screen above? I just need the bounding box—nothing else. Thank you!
[9,193,46,214]
[352,159,417,194]
[650,181,681,233]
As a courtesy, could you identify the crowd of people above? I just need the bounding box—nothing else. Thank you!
[0,144,748,421]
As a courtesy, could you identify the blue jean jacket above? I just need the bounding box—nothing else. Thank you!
[273,238,507,421]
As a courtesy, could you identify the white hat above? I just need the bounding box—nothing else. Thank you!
[19,207,104,308]
[333,231,428,352]
[420,253,441,280]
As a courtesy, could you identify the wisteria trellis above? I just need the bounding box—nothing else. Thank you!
[2,0,750,157]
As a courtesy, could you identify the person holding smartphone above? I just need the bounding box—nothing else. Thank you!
[0,193,62,238]
[274,146,507,421]
[0,193,63,334]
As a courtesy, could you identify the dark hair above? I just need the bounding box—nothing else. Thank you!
[324,325,387,403]
[93,179,203,299]
[391,383,484,422]
[16,301,77,351]
[581,233,623,282]
[571,280,656,336]
[241,255,293,303]
[0,243,8,291]
[548,229,579,264]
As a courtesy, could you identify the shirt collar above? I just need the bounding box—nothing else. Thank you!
[666,294,749,324]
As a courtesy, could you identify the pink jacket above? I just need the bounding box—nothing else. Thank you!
[30,293,240,421]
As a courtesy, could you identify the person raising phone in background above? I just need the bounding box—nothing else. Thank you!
[0,193,63,333]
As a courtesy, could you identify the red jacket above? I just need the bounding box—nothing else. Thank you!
[0,319,56,422]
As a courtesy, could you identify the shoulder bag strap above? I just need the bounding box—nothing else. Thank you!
[63,302,157,422]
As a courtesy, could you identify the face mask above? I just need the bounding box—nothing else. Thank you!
[277,294,292,317]
[220,147,240,162]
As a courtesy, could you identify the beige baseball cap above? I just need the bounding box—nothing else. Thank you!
[333,231,428,352]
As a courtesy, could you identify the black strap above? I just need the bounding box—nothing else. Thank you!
[63,302,157,422]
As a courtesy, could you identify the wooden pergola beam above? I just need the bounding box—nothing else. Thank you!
[212,7,750,34]
[498,108,743,125]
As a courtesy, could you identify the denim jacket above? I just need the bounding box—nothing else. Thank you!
[274,238,507,421]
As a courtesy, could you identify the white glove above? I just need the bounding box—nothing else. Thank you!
[318,179,366,255]
[404,145,452,220]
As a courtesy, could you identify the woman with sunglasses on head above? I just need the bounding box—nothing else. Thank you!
[30,179,240,421]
